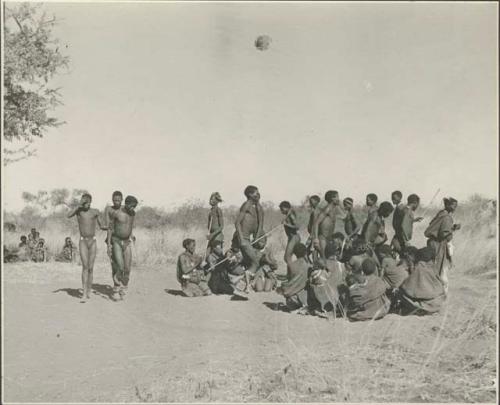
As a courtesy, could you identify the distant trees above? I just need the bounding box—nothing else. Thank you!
[3,2,70,165]
[22,188,88,213]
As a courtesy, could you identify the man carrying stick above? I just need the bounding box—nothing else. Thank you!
[232,185,264,275]
[206,192,224,254]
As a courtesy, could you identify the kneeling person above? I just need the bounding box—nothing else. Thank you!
[346,258,391,321]
[252,237,278,293]
[177,238,211,297]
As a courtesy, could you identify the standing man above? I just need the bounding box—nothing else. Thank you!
[68,194,105,302]
[233,185,264,274]
[424,197,461,295]
[305,195,321,262]
[366,193,379,221]
[107,195,139,300]
[392,194,423,253]
[342,197,360,238]
[361,201,394,250]
[103,191,123,292]
[391,191,404,252]
[207,192,224,252]
[312,190,340,260]
[279,201,300,263]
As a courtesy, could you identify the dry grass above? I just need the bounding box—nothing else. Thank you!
[2,196,497,403]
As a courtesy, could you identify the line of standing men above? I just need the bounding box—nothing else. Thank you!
[68,191,138,302]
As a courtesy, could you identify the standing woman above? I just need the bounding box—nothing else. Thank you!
[424,197,461,295]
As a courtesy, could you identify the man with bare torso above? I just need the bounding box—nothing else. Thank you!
[107,195,138,300]
[103,191,123,291]
[312,190,341,260]
[232,185,264,275]
[68,194,105,302]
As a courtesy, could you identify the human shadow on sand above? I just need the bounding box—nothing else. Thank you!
[263,301,289,313]
[92,283,116,300]
[53,283,116,301]
[53,287,81,299]
[164,288,186,297]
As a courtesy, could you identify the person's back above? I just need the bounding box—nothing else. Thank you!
[400,247,446,315]
[347,258,390,321]
[381,257,409,289]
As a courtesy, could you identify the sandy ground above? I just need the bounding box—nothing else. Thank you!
[2,260,497,403]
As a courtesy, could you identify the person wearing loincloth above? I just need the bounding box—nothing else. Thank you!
[312,190,342,260]
[107,195,138,300]
[68,194,106,302]
[232,185,264,275]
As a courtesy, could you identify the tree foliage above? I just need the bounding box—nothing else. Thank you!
[3,3,70,165]
[22,188,88,212]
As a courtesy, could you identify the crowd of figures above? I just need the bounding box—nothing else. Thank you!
[3,186,461,318]
[177,186,461,321]
[3,228,77,264]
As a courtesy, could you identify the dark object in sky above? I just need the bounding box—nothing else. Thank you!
[255,35,272,51]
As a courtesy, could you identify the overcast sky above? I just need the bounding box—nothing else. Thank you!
[2,1,498,212]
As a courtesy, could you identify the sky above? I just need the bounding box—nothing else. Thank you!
[2,1,498,212]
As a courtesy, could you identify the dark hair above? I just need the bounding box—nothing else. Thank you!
[444,197,458,207]
[332,232,345,241]
[210,239,223,249]
[361,258,378,275]
[391,190,403,199]
[82,193,92,201]
[403,246,419,262]
[343,197,354,206]
[112,191,123,198]
[20,235,27,241]
[352,239,368,255]
[417,247,435,262]
[324,190,338,203]
[125,195,138,205]
[293,243,307,258]
[279,201,291,210]
[407,194,420,204]
[367,193,378,203]
[378,201,394,216]
[182,238,195,249]
[244,185,258,198]
[376,244,393,258]
[309,195,320,203]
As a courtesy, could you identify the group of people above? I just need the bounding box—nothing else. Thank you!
[4,228,49,263]
[67,191,139,302]
[177,186,461,321]
[3,228,79,264]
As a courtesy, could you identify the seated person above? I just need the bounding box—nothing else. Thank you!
[308,241,345,318]
[377,244,409,289]
[18,235,28,248]
[346,239,377,274]
[399,247,446,315]
[32,239,49,262]
[225,247,249,297]
[252,236,278,293]
[55,237,77,263]
[276,238,311,314]
[346,258,391,321]
[205,240,233,295]
[176,238,211,297]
